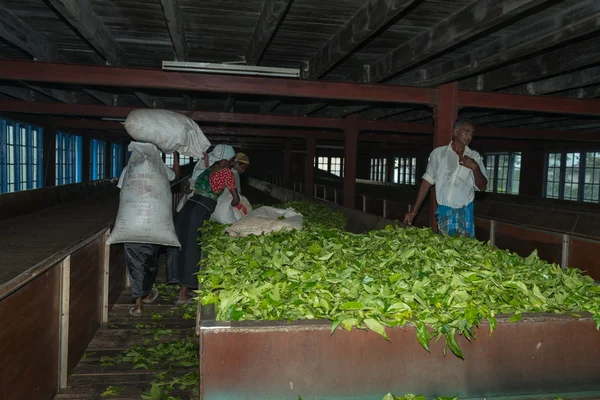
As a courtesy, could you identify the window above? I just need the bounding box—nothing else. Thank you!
[56,132,82,186]
[393,157,417,185]
[313,156,344,177]
[330,157,343,177]
[485,152,521,194]
[111,143,124,178]
[164,153,174,168]
[369,158,387,182]
[544,151,600,203]
[1,120,44,193]
[90,139,106,180]
[180,155,191,165]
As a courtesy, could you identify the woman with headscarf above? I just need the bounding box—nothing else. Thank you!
[232,152,250,194]
[167,144,243,304]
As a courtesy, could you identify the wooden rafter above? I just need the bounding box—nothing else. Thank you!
[245,0,292,65]
[506,65,600,95]
[160,0,188,61]
[0,85,35,102]
[462,36,600,92]
[393,0,600,87]
[360,0,552,83]
[47,0,125,67]
[0,7,61,61]
[260,100,281,114]
[306,0,418,80]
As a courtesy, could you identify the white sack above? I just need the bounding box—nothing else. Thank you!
[123,109,211,157]
[210,190,253,225]
[108,142,181,247]
[225,206,303,237]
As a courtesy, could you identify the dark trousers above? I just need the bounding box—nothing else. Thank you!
[124,243,160,299]
[167,195,217,289]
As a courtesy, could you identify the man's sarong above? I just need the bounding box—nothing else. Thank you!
[436,202,474,238]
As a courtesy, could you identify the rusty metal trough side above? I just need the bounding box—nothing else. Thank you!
[197,307,600,400]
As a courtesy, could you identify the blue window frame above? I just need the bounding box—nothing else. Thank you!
[90,139,107,180]
[55,132,82,186]
[111,143,124,178]
[1,119,44,193]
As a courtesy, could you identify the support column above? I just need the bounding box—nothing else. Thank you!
[43,122,56,187]
[304,135,316,197]
[343,114,359,208]
[520,144,544,197]
[431,82,459,231]
[283,139,292,189]
[105,139,112,179]
[387,153,395,183]
[81,136,90,183]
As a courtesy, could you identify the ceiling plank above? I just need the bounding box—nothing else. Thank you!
[0,60,438,105]
[506,65,600,95]
[22,83,77,104]
[47,0,125,66]
[159,0,188,61]
[554,85,600,99]
[245,0,292,65]
[393,0,600,87]
[0,85,35,102]
[462,36,600,92]
[84,88,117,106]
[360,107,412,120]
[306,0,418,80]
[0,7,62,61]
[292,103,328,117]
[362,0,552,84]
[260,100,281,114]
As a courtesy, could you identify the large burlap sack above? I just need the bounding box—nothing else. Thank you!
[225,206,302,237]
[210,190,253,224]
[108,142,181,247]
[123,109,211,157]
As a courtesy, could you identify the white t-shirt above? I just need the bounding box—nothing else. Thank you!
[422,143,488,209]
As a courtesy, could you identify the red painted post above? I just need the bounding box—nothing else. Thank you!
[304,135,316,197]
[431,82,459,231]
[283,139,292,189]
[343,114,359,208]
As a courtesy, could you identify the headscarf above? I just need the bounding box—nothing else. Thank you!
[204,144,236,168]
[234,152,250,165]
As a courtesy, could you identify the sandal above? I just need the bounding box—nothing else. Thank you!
[142,288,159,304]
[175,297,195,305]
[129,307,143,317]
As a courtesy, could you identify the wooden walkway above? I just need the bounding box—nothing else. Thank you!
[56,267,199,400]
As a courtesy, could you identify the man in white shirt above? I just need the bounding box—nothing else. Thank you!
[403,119,488,238]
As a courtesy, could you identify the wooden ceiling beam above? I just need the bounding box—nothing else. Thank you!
[134,92,165,109]
[361,0,552,84]
[0,7,62,61]
[223,95,236,113]
[359,107,413,121]
[83,88,118,106]
[47,0,125,66]
[305,0,418,80]
[292,103,328,117]
[457,90,600,116]
[21,83,77,104]
[0,60,438,105]
[245,0,292,65]
[393,0,600,87]
[506,65,600,95]
[554,85,600,99]
[159,0,189,61]
[462,36,600,92]
[319,105,370,119]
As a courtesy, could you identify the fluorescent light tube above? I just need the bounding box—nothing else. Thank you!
[162,61,300,78]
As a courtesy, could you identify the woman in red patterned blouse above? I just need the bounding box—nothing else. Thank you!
[167,145,245,304]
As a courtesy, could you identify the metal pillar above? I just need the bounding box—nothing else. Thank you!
[431,82,458,231]
[304,135,316,197]
[343,114,359,208]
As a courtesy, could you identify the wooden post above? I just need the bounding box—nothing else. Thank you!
[520,144,544,197]
[81,136,90,183]
[101,230,110,326]
[58,255,71,389]
[43,122,56,187]
[283,139,292,189]
[431,82,458,231]
[304,135,316,197]
[343,114,359,208]
[105,139,112,179]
